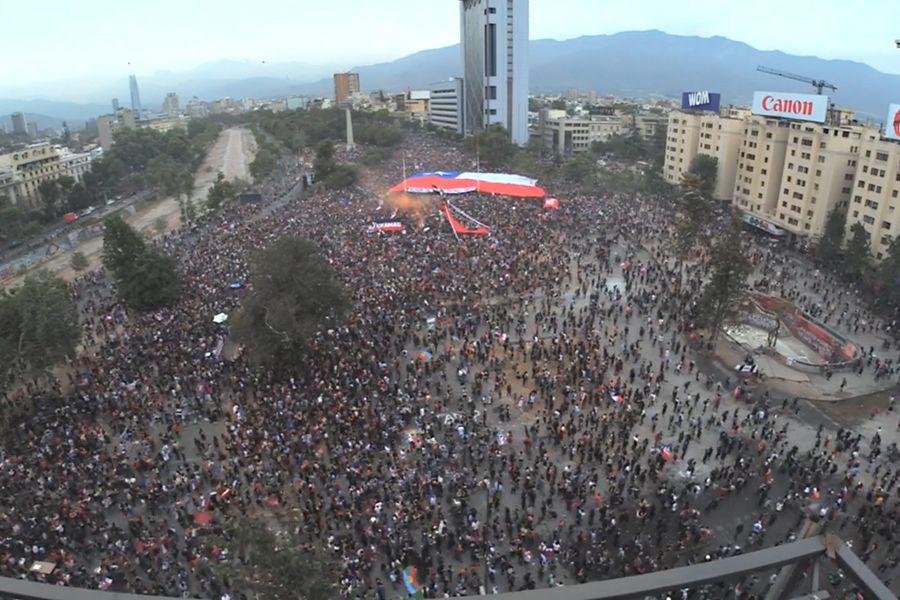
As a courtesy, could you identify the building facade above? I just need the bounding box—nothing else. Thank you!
[541,110,625,156]
[0,143,63,209]
[429,78,465,135]
[57,147,93,183]
[163,93,180,117]
[10,112,26,135]
[129,75,142,112]
[460,0,529,145]
[96,110,138,152]
[731,117,867,239]
[845,136,900,260]
[334,72,360,104]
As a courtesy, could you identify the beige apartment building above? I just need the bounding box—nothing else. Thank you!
[732,116,792,218]
[664,107,751,201]
[845,136,900,260]
[733,117,866,238]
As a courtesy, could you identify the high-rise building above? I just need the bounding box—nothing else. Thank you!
[11,112,27,135]
[459,0,529,145]
[163,92,180,117]
[129,75,142,112]
[27,122,38,139]
[334,73,360,104]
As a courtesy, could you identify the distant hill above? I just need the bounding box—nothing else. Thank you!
[3,30,899,125]
[296,30,900,121]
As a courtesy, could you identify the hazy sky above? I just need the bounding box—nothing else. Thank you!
[4,0,900,84]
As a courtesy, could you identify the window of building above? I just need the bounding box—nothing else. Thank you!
[883,221,892,229]
[877,151,890,162]
[863,166,869,173]
[853,210,859,217]
[863,215,875,225]
[865,150,872,158]
[854,195,863,203]
[883,235,892,245]
[842,187,851,194]
[781,201,788,207]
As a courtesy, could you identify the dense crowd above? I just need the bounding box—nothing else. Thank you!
[0,132,898,600]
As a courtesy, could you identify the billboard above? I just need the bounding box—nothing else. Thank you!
[681,91,721,112]
[885,104,900,141]
[752,91,828,123]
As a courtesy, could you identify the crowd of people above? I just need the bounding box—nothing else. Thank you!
[0,131,898,600]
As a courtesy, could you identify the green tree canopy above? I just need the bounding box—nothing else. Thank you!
[102,215,147,278]
[685,154,718,198]
[116,250,180,311]
[817,208,847,266]
[844,222,871,278]
[231,236,349,367]
[206,172,236,211]
[698,228,752,340]
[471,124,518,169]
[0,270,80,385]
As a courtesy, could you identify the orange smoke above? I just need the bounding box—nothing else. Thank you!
[383,192,434,228]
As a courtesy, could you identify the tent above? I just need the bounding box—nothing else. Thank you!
[213,313,228,324]
[544,198,560,210]
[390,171,546,198]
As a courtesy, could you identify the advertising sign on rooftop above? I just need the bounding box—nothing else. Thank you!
[752,91,828,123]
[885,104,900,141]
[681,91,721,112]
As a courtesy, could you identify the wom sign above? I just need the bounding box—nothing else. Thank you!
[752,91,828,123]
[681,91,721,112]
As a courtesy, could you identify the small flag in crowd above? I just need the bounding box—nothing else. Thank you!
[660,444,674,461]
[402,565,423,597]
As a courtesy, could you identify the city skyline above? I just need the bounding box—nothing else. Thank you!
[2,0,900,89]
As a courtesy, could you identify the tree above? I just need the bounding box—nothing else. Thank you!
[38,180,62,219]
[471,125,518,169]
[116,250,180,311]
[0,270,80,385]
[817,208,847,267]
[70,251,89,271]
[562,154,596,185]
[231,236,349,367]
[322,164,358,190]
[844,222,871,278]
[206,172,236,210]
[550,98,567,110]
[686,155,718,198]
[699,232,752,341]
[876,235,900,307]
[673,176,712,262]
[215,518,337,600]
[312,140,336,180]
[102,216,146,278]
[153,216,168,237]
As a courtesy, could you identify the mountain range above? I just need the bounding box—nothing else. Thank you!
[4,30,899,128]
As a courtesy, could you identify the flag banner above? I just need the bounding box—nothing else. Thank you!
[442,203,489,236]
[391,171,546,198]
[368,221,406,233]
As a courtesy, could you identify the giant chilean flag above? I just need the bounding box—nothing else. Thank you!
[389,171,546,198]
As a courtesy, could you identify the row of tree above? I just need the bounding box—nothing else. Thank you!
[817,207,900,309]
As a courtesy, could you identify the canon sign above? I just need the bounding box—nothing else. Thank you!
[885,104,900,141]
[752,91,828,123]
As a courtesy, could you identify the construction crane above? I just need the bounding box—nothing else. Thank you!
[756,66,837,95]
